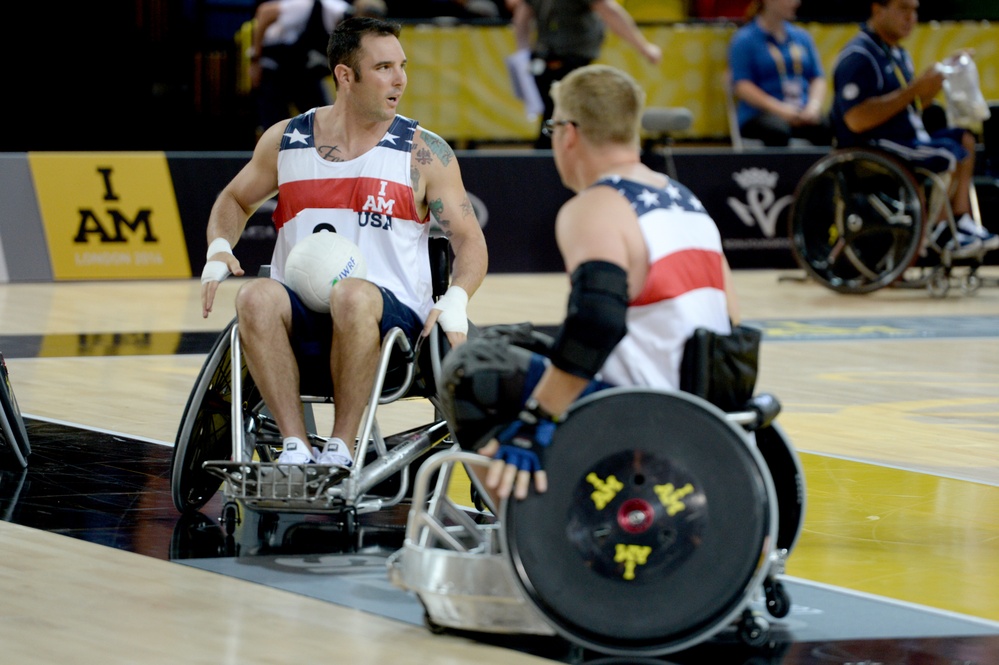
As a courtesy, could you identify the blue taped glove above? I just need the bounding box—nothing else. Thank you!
[493,404,557,474]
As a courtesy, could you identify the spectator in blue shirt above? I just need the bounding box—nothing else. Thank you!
[728,0,830,147]
[830,0,997,254]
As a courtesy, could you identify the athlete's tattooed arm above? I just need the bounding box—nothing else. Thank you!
[418,129,454,167]
[429,198,452,238]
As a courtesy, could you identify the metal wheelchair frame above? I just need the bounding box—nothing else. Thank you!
[788,147,996,296]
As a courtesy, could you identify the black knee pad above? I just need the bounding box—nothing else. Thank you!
[439,333,535,451]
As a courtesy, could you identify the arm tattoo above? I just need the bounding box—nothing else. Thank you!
[410,164,421,191]
[461,196,474,219]
[420,132,454,167]
[317,145,345,162]
[414,147,433,166]
[429,198,453,238]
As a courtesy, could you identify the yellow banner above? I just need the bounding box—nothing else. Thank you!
[396,21,999,142]
[28,152,192,280]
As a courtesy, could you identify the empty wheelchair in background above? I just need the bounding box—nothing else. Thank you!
[0,353,30,469]
[390,387,804,656]
[789,146,992,296]
[170,237,463,541]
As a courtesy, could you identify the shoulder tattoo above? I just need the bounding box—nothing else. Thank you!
[418,130,454,167]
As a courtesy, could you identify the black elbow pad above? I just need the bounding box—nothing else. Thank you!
[549,260,628,379]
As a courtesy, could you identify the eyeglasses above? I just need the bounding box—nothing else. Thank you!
[542,119,577,137]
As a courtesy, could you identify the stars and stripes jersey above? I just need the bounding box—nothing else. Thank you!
[594,175,731,389]
[270,109,434,320]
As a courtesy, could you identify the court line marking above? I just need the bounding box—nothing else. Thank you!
[799,448,999,488]
[18,414,999,630]
[22,413,173,448]
[784,575,999,629]
[21,413,996,488]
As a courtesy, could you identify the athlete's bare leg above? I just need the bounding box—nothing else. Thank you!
[328,278,384,456]
[235,279,311,445]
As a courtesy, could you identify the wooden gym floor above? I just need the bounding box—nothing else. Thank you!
[0,268,998,663]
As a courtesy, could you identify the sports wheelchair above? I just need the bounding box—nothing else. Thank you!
[789,146,994,296]
[0,353,30,469]
[170,237,465,539]
[389,332,805,657]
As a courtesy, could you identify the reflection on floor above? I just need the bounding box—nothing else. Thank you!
[3,418,999,664]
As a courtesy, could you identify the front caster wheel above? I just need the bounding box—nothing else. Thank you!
[764,578,791,618]
[738,610,770,648]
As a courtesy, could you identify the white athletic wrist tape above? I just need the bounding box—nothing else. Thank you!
[206,237,233,260]
[201,260,232,284]
[432,285,469,334]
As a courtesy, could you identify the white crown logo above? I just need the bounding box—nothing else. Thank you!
[732,168,779,190]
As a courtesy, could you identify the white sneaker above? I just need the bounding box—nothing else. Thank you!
[316,438,354,468]
[278,437,315,464]
[934,220,983,257]
[956,214,999,251]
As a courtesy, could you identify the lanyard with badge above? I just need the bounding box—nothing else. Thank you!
[888,51,921,113]
[882,40,930,140]
[766,40,804,108]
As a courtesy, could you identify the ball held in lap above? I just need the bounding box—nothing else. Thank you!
[285,231,367,312]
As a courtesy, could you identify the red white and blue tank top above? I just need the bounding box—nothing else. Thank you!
[594,175,731,389]
[271,109,433,319]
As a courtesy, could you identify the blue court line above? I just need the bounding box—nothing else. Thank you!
[747,316,999,342]
[0,316,996,359]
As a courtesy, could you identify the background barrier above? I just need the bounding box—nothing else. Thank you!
[353,21,999,144]
[2,148,996,283]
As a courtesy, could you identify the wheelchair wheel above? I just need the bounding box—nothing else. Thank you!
[790,148,924,294]
[0,354,30,469]
[171,319,256,513]
[502,388,777,656]
[755,422,805,556]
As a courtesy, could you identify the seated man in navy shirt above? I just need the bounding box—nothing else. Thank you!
[729,0,830,147]
[829,0,997,255]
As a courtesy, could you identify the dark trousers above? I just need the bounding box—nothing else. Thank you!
[532,53,592,149]
[740,112,832,147]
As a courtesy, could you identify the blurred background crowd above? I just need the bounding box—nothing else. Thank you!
[1,0,996,152]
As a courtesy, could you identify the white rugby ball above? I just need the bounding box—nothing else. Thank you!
[285,231,367,312]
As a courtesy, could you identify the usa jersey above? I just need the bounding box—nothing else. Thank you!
[270,109,433,319]
[595,176,731,389]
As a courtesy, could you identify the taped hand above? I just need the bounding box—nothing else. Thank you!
[430,285,468,335]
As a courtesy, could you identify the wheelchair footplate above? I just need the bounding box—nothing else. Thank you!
[204,461,350,511]
[387,451,556,636]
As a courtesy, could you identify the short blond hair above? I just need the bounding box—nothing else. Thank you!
[550,64,646,147]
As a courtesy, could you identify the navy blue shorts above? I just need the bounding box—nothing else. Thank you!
[874,127,969,174]
[281,283,423,394]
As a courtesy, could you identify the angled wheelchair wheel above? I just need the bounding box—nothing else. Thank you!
[171,319,256,513]
[755,422,805,556]
[0,354,30,469]
[502,388,777,656]
[790,148,924,293]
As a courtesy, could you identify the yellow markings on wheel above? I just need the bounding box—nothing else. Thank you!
[655,482,694,516]
[586,472,624,510]
[614,544,652,580]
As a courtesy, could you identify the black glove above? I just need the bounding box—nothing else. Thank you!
[492,399,558,474]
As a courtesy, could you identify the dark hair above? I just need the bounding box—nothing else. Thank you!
[327,17,402,88]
